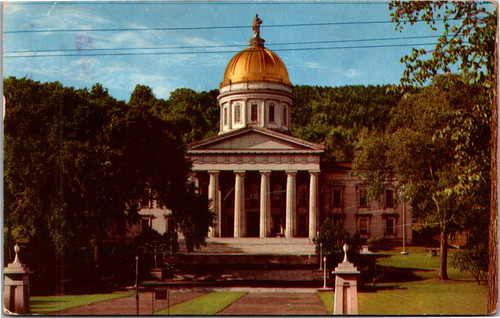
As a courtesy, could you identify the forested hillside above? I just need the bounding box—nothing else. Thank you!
[127,83,404,163]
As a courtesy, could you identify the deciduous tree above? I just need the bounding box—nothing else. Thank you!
[389,3,496,307]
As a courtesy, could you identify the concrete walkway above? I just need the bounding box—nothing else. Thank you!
[49,288,330,315]
[50,291,207,315]
[217,292,328,315]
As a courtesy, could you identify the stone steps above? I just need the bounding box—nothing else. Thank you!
[179,237,316,255]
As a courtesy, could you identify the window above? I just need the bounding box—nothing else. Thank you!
[358,188,368,207]
[234,104,241,123]
[283,106,287,126]
[359,217,369,235]
[251,103,258,122]
[385,218,395,235]
[385,189,394,208]
[332,188,342,207]
[223,107,228,126]
[269,104,275,123]
[141,218,151,232]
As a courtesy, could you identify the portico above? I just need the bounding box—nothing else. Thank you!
[187,127,323,239]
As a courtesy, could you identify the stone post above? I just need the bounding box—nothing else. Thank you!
[4,244,33,314]
[332,244,360,315]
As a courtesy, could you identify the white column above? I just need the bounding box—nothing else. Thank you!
[219,106,224,133]
[309,171,320,239]
[285,170,297,238]
[242,99,248,127]
[208,171,220,238]
[234,171,245,238]
[260,170,271,238]
[260,100,266,128]
[228,101,233,130]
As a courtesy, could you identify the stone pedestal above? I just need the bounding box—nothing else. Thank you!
[332,244,360,315]
[4,244,33,314]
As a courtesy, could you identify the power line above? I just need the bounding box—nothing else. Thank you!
[4,18,456,34]
[4,42,439,59]
[8,1,394,5]
[5,35,446,54]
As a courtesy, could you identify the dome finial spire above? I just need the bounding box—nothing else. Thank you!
[249,14,265,47]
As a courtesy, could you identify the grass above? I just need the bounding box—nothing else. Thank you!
[29,247,487,315]
[318,246,487,315]
[154,291,246,315]
[30,291,134,314]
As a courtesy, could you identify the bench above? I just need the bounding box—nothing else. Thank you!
[426,248,439,257]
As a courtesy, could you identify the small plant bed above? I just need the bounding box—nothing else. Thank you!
[154,292,246,315]
[30,291,134,314]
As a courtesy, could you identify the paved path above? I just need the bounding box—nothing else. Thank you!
[51,291,207,315]
[217,292,328,315]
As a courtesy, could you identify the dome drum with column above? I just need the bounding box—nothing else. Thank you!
[218,82,293,134]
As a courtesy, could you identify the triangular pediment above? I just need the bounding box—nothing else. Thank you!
[188,127,323,153]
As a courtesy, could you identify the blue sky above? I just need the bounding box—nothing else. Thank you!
[3,1,494,101]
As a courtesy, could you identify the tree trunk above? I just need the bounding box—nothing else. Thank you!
[438,223,448,280]
[487,43,498,314]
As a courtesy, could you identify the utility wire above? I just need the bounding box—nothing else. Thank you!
[5,35,449,54]
[4,42,439,58]
[4,18,457,34]
[4,43,442,58]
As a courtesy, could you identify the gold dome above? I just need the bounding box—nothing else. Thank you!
[220,46,291,88]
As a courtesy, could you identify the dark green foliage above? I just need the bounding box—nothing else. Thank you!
[133,228,179,268]
[292,85,402,163]
[315,219,378,288]
[161,88,220,144]
[453,243,488,284]
[353,74,491,280]
[4,77,213,272]
[315,218,351,256]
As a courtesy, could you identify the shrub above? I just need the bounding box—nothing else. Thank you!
[452,243,488,284]
[315,219,379,289]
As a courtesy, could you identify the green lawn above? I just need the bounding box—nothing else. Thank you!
[30,247,487,315]
[154,291,246,315]
[318,246,487,315]
[31,291,134,314]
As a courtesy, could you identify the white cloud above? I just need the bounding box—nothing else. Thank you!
[344,68,363,78]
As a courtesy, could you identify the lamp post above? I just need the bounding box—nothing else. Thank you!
[319,242,323,270]
[398,184,409,255]
[135,255,139,315]
[400,202,408,255]
[322,256,327,289]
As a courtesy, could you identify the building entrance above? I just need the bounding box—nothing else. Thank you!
[246,210,260,237]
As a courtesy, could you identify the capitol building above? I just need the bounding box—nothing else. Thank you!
[134,16,412,247]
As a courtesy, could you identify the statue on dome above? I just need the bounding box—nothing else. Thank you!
[252,14,262,39]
